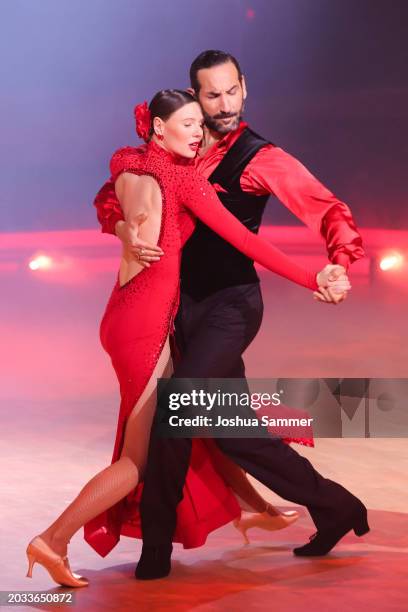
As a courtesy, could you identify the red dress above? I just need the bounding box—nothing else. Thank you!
[84,140,318,557]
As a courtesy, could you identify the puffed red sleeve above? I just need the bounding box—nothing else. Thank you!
[109,145,146,179]
[180,171,319,291]
[241,145,365,269]
[93,179,124,235]
[93,146,147,235]
[320,204,365,269]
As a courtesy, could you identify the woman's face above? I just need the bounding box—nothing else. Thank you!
[154,102,204,158]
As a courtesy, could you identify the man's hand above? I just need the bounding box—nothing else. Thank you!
[314,264,351,305]
[115,216,164,268]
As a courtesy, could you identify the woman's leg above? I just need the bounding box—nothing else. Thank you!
[39,338,172,557]
[204,439,279,515]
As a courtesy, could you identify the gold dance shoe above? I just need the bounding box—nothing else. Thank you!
[26,536,88,587]
[233,506,300,545]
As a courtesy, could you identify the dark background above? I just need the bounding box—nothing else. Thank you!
[1,0,407,232]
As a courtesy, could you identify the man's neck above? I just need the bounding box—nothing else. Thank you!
[199,126,225,156]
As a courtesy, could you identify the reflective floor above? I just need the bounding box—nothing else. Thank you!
[2,434,407,612]
[1,227,407,610]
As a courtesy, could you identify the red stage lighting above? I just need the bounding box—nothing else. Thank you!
[379,252,404,271]
[28,254,53,271]
[245,8,255,20]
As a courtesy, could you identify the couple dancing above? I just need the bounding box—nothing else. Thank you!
[26,50,368,586]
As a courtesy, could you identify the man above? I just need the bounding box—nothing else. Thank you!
[95,50,367,579]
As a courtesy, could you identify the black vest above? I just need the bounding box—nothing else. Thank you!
[180,127,272,300]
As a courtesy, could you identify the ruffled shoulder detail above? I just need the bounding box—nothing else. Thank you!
[109,144,147,179]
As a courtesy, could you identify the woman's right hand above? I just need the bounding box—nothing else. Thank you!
[114,217,164,268]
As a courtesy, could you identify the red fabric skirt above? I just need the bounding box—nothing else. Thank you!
[83,268,241,557]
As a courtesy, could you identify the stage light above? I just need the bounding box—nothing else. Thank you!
[379,252,404,271]
[28,255,53,271]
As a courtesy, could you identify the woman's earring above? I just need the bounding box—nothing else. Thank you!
[157,133,164,141]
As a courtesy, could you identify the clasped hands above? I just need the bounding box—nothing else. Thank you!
[315,264,351,305]
[116,220,351,305]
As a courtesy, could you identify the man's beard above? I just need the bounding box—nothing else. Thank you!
[203,101,245,135]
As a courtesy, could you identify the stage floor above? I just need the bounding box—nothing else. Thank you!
[1,229,407,610]
[2,426,407,611]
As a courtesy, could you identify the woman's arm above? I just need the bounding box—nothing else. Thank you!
[114,173,150,225]
[93,146,147,234]
[110,173,164,266]
[93,146,163,264]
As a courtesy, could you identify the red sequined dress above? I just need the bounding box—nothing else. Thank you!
[84,140,318,556]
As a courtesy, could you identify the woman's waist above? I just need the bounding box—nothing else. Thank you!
[119,250,179,277]
[100,263,181,344]
[107,255,180,304]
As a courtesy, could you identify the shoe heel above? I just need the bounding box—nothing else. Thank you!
[233,519,250,545]
[353,511,370,536]
[26,552,36,578]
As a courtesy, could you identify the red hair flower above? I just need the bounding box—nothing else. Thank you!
[134,101,151,142]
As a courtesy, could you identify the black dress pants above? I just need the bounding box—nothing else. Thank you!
[140,283,362,546]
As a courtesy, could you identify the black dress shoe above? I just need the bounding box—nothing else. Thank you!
[135,544,173,580]
[293,505,369,557]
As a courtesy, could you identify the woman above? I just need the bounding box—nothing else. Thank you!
[26,90,350,587]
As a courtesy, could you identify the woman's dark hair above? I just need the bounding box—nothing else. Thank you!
[148,89,196,139]
[189,50,243,93]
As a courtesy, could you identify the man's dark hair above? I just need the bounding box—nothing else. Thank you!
[190,50,243,93]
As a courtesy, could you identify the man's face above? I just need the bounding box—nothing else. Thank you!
[195,61,247,134]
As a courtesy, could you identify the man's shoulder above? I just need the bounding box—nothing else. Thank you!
[236,124,274,146]
[243,125,270,141]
